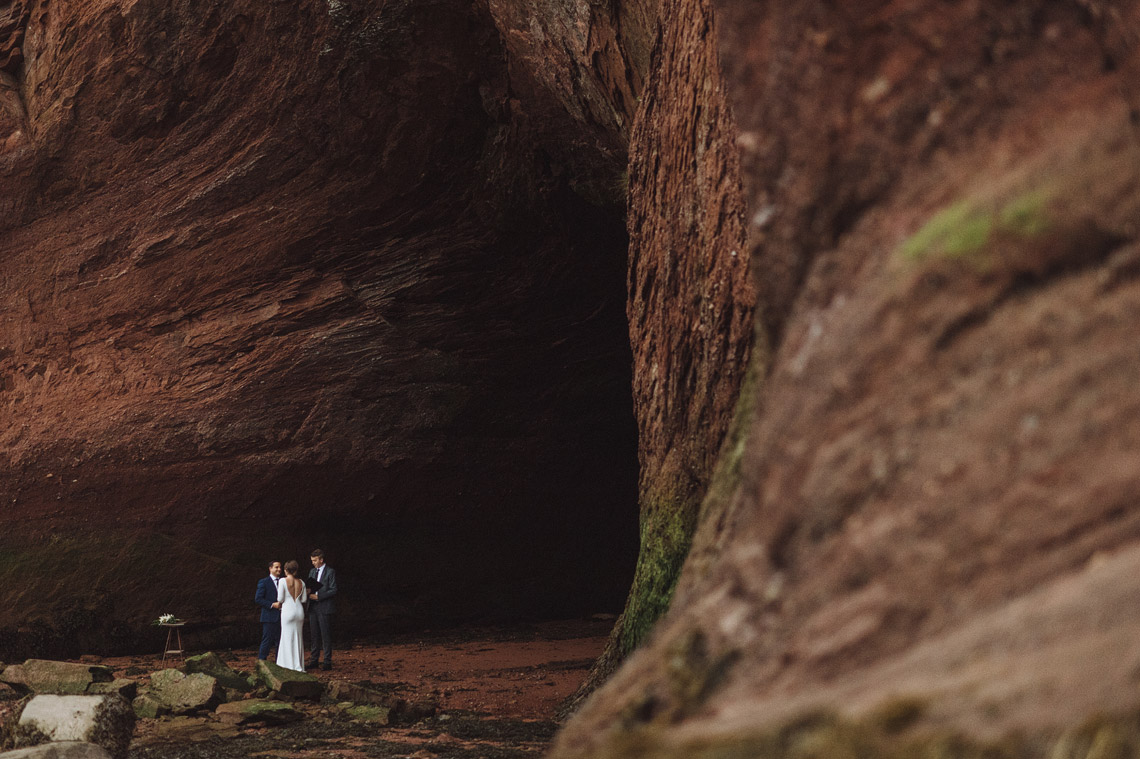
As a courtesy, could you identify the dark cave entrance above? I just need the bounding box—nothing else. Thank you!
[266,179,642,636]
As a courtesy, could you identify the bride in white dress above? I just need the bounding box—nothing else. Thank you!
[273,560,308,671]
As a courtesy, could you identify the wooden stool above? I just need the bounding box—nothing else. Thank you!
[158,622,186,664]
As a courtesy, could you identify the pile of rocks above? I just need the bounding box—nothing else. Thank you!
[0,654,327,757]
[0,653,440,757]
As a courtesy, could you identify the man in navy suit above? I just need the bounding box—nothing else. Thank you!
[307,549,338,670]
[254,560,283,661]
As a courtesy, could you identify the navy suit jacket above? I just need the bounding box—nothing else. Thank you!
[255,576,281,623]
[307,565,337,615]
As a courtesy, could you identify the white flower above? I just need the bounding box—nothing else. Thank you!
[158,613,176,624]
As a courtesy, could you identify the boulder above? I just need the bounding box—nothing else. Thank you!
[147,670,223,715]
[325,681,434,724]
[129,695,168,720]
[214,700,303,726]
[83,682,135,701]
[0,743,113,759]
[14,695,134,759]
[1,662,113,696]
[181,653,251,692]
[254,662,322,701]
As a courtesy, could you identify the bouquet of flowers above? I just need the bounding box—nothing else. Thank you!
[152,613,182,625]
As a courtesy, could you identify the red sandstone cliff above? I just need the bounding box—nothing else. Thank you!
[0,0,757,665]
[562,0,758,711]
[6,0,1140,749]
[553,0,1140,755]
[0,0,649,650]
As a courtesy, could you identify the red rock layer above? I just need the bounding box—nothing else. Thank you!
[559,0,758,711]
[618,0,756,655]
[552,0,1140,755]
[0,1,27,71]
[0,0,642,650]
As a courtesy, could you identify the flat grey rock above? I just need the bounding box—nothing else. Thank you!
[254,661,322,701]
[1,661,114,696]
[15,695,134,759]
[147,670,223,714]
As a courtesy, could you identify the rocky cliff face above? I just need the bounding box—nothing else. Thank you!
[553,0,1140,755]
[0,0,647,651]
[6,0,1140,750]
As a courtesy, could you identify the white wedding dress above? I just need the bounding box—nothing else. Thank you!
[276,577,308,672]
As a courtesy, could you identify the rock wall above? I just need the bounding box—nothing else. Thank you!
[619,0,756,657]
[557,0,759,713]
[553,0,1140,755]
[0,0,644,649]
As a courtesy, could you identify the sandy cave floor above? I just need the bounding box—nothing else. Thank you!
[3,617,614,759]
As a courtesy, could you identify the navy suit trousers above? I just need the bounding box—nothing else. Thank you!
[258,620,281,660]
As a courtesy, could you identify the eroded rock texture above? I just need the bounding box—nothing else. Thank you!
[550,0,760,714]
[0,0,646,650]
[553,0,1140,756]
[565,0,757,709]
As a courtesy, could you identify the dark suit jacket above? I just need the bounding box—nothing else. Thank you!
[307,565,337,614]
[255,576,281,623]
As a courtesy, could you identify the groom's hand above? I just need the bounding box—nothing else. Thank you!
[309,593,318,600]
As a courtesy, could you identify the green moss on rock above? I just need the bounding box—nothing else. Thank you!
[216,698,304,725]
[620,501,695,653]
[255,660,323,701]
[132,694,168,719]
[148,669,224,714]
[617,327,770,657]
[900,190,1052,266]
[346,704,391,723]
[183,652,251,692]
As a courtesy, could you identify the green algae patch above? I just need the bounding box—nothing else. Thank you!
[346,704,391,723]
[900,200,993,262]
[618,323,771,657]
[561,323,767,720]
[240,701,304,721]
[899,189,1053,267]
[618,484,701,655]
[997,190,1051,238]
[215,698,304,725]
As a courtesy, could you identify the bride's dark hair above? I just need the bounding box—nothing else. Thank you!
[284,560,300,576]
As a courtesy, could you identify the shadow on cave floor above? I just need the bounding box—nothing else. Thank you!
[15,617,614,759]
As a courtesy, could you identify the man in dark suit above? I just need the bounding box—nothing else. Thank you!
[254,560,283,661]
[307,548,338,670]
